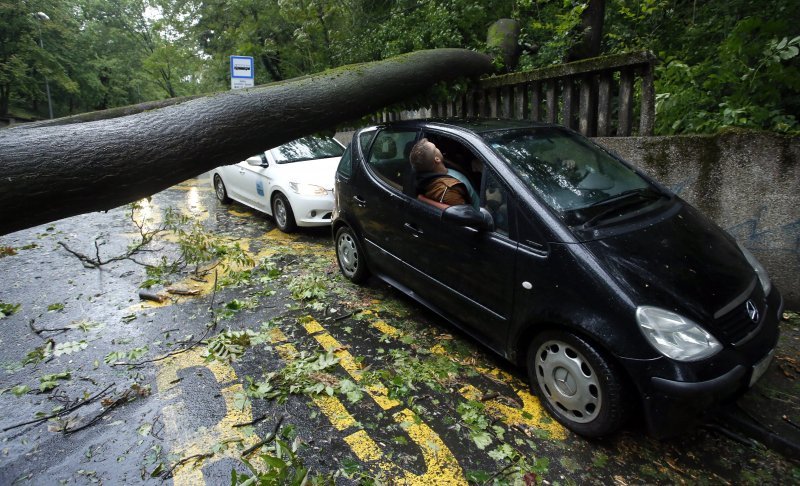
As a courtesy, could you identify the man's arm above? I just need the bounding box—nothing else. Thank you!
[425,177,469,205]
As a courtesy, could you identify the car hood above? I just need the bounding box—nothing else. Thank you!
[581,202,756,322]
[276,157,340,190]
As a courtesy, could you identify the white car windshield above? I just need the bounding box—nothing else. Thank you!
[272,136,344,164]
[484,127,664,226]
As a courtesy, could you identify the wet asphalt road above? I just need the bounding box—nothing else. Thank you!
[0,174,798,485]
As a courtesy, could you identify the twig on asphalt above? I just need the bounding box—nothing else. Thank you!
[482,462,515,485]
[112,270,221,368]
[161,453,214,479]
[64,388,133,434]
[1,384,114,432]
[241,415,286,457]
[233,414,269,428]
[333,311,355,322]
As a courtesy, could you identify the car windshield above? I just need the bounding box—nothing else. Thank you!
[483,127,663,226]
[272,136,344,164]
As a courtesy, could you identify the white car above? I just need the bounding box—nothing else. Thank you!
[211,135,345,232]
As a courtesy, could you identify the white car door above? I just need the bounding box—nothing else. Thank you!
[238,153,272,212]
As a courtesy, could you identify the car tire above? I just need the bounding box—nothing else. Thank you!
[335,226,369,284]
[271,192,297,233]
[527,330,627,438]
[214,174,231,203]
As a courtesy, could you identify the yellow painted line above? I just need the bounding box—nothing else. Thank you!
[269,327,289,344]
[392,408,465,485]
[371,319,402,339]
[303,319,400,410]
[344,430,383,462]
[228,208,256,218]
[155,347,262,486]
[374,318,567,440]
[300,317,466,484]
[268,329,359,432]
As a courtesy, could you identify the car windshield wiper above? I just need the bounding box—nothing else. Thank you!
[574,188,663,228]
[586,188,660,208]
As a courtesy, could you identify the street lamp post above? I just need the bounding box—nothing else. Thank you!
[33,12,54,120]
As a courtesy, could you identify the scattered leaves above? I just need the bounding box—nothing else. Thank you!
[39,372,71,392]
[0,302,21,318]
[53,340,88,357]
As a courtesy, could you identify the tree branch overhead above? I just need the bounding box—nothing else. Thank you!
[0,49,493,235]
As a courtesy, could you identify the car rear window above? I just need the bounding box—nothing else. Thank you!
[272,136,344,164]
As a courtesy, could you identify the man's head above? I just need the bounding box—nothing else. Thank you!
[409,138,445,173]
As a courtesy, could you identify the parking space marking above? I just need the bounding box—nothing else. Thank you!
[344,430,383,462]
[303,319,401,410]
[373,319,567,440]
[155,348,262,485]
[291,318,467,484]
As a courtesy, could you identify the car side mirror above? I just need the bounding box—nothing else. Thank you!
[441,205,494,231]
[246,154,269,167]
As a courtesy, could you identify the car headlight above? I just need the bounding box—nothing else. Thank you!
[736,242,771,295]
[289,182,328,196]
[636,306,722,361]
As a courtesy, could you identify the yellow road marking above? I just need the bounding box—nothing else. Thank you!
[155,348,262,485]
[373,316,567,440]
[300,318,466,485]
[344,430,383,462]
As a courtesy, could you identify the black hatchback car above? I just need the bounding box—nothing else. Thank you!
[331,119,783,438]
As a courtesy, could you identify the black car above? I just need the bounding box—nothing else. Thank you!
[331,119,783,438]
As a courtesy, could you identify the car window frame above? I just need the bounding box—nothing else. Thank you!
[363,128,420,195]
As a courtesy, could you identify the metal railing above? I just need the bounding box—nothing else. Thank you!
[374,51,656,137]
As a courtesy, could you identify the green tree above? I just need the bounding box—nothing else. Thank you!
[1,0,78,118]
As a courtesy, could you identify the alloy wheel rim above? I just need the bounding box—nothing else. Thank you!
[535,339,601,424]
[215,177,225,200]
[337,233,358,276]
[274,198,287,227]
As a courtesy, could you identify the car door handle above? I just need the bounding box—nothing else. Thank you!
[403,223,423,237]
[353,195,367,207]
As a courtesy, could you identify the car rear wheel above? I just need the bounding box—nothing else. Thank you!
[214,174,230,203]
[335,226,369,284]
[272,192,297,233]
[527,330,627,438]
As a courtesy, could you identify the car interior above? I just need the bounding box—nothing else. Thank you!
[364,130,511,234]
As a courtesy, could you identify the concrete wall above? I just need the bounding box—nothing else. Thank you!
[595,131,799,308]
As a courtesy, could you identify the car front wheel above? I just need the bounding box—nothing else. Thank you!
[527,330,627,438]
[272,192,297,233]
[214,174,230,203]
[335,226,369,284]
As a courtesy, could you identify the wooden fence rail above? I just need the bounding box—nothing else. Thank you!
[373,51,656,137]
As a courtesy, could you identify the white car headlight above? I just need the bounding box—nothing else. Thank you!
[736,242,771,295]
[636,306,722,361]
[289,182,328,196]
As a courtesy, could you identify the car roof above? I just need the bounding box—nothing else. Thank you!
[375,118,555,136]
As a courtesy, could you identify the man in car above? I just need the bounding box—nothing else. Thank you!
[409,138,477,207]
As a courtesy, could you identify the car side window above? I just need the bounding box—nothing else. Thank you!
[336,143,353,178]
[367,130,417,191]
[482,170,511,237]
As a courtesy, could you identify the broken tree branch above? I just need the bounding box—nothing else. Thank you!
[0,49,493,235]
[1,384,114,433]
[241,415,286,457]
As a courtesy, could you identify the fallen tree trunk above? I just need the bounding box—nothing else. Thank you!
[0,49,493,235]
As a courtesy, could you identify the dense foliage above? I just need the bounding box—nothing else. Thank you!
[3,0,798,134]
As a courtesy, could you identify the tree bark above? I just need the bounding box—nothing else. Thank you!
[0,49,493,236]
[565,0,606,62]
